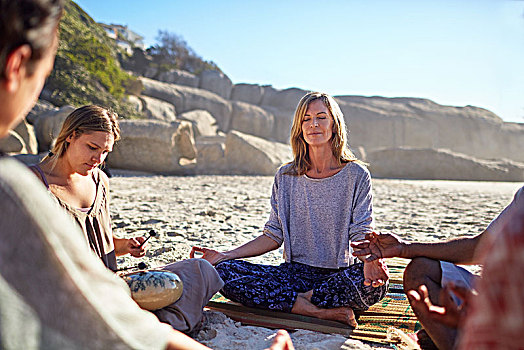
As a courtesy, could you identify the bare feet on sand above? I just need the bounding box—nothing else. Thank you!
[266,330,295,350]
[291,290,358,328]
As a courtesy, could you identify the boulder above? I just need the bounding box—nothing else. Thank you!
[140,77,184,107]
[231,101,275,139]
[107,119,196,174]
[260,87,306,110]
[0,130,26,154]
[33,105,76,152]
[261,106,294,144]
[178,110,217,137]
[13,152,46,165]
[225,130,292,175]
[125,95,143,114]
[335,96,524,164]
[141,78,232,131]
[195,135,227,174]
[198,70,233,100]
[141,96,177,122]
[26,100,56,124]
[12,119,38,154]
[231,83,265,105]
[143,66,159,79]
[157,69,199,88]
[367,147,524,182]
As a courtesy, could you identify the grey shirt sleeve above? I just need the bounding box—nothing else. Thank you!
[263,172,284,245]
[348,167,374,242]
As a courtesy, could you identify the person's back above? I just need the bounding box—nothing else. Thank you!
[0,157,175,349]
[0,1,211,348]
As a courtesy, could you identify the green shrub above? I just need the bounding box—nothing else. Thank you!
[44,0,140,118]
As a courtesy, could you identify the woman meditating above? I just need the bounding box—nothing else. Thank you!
[30,105,223,334]
[192,92,388,327]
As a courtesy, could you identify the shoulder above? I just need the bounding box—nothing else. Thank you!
[0,158,62,219]
[346,161,371,179]
[277,163,295,176]
[275,163,298,182]
[96,168,110,190]
[514,186,524,203]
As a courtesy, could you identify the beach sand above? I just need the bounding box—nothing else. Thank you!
[110,173,521,349]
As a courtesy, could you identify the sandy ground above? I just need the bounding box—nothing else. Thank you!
[110,172,521,349]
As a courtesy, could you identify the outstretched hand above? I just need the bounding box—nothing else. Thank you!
[363,259,389,287]
[351,231,405,262]
[126,237,147,258]
[407,282,474,328]
[190,246,228,265]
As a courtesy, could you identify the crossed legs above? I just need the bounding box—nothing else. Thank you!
[291,290,357,327]
[404,257,457,350]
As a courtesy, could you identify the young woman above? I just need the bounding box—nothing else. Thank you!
[31,105,135,270]
[192,92,388,327]
[30,105,223,334]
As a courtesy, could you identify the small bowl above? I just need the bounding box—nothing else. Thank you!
[122,269,183,310]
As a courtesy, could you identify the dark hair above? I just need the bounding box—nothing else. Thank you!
[0,0,63,79]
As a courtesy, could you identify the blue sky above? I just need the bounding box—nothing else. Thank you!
[75,0,524,123]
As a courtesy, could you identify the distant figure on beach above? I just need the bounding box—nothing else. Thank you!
[30,105,224,335]
[192,92,388,326]
[352,185,524,349]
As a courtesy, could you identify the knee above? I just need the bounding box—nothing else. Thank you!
[403,257,441,293]
[192,257,214,270]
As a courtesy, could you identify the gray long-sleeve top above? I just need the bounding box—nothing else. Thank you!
[263,161,374,269]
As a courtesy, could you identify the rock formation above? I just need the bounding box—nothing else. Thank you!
[107,119,196,173]
[225,131,292,175]
[10,64,524,180]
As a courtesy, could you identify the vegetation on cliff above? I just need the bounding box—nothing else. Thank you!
[43,1,140,118]
[42,1,222,119]
[146,30,220,75]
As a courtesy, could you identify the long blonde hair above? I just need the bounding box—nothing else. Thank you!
[44,105,120,163]
[287,92,360,175]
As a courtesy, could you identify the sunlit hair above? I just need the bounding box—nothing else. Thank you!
[0,0,63,79]
[44,105,120,163]
[287,92,361,176]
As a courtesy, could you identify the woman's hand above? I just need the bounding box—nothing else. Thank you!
[190,246,229,265]
[363,259,389,287]
[114,236,147,257]
[126,237,147,257]
[351,231,405,262]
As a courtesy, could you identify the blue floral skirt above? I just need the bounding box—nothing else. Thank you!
[215,260,388,312]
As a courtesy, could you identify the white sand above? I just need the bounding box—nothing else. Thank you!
[110,173,521,349]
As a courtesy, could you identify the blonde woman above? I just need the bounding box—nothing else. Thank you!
[30,105,223,334]
[192,92,388,327]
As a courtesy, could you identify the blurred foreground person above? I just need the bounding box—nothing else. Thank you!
[0,0,209,348]
[352,186,524,349]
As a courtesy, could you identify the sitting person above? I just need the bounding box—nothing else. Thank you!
[0,1,294,348]
[192,92,388,327]
[0,0,213,348]
[351,185,524,349]
[29,105,224,335]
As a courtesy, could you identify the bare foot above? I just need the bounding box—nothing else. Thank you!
[316,305,358,328]
[291,291,358,328]
[265,330,295,350]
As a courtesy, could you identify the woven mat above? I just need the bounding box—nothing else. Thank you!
[351,258,421,343]
[207,257,420,345]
